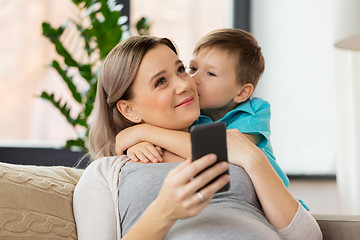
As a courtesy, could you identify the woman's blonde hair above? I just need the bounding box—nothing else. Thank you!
[89,36,177,160]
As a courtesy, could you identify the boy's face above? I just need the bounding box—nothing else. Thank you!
[189,49,241,110]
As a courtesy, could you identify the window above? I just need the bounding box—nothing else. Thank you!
[130,0,228,64]
[1,0,336,175]
[0,0,79,147]
[0,0,228,148]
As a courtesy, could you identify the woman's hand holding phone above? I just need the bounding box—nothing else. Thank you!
[153,154,229,222]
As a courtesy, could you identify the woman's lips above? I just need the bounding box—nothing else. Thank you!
[175,96,194,108]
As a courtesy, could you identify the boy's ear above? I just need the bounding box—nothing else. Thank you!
[233,83,254,103]
[116,100,142,123]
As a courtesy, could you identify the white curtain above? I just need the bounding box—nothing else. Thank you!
[334,0,360,214]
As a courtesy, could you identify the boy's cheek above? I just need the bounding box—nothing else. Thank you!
[199,94,224,109]
[198,96,211,109]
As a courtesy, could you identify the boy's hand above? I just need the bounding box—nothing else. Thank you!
[127,142,163,163]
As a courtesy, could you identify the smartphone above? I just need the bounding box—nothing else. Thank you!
[190,122,230,192]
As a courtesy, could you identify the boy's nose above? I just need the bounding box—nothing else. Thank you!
[191,72,201,86]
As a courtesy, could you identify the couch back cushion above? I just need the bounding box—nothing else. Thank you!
[0,162,83,239]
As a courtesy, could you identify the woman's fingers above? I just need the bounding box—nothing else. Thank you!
[185,161,229,195]
[168,158,192,175]
[155,156,230,221]
[174,154,218,183]
[195,173,229,201]
[170,154,230,201]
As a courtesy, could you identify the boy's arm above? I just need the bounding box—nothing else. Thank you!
[115,124,191,159]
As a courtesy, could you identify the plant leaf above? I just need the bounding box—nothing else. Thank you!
[40,0,143,152]
[136,17,151,36]
[78,64,93,82]
[39,92,77,127]
[66,138,87,152]
[50,60,83,103]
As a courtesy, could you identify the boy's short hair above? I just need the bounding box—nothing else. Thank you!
[193,28,265,88]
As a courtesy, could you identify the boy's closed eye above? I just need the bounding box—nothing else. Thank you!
[207,72,216,77]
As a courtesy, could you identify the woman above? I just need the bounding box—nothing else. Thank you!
[73,35,322,239]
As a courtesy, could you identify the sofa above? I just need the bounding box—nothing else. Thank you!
[1,161,359,240]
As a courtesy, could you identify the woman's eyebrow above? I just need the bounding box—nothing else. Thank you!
[150,70,166,82]
[150,60,183,82]
[175,59,182,65]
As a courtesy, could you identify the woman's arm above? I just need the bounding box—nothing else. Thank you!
[73,158,124,239]
[243,133,260,145]
[278,202,322,240]
[245,151,298,229]
[226,129,316,231]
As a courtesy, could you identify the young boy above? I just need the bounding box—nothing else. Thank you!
[115,28,289,189]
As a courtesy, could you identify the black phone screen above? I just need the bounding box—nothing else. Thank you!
[190,122,230,192]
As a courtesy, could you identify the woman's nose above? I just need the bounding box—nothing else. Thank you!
[175,77,190,95]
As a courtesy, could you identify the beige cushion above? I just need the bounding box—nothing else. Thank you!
[0,161,83,240]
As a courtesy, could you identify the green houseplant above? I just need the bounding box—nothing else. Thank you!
[40,0,150,152]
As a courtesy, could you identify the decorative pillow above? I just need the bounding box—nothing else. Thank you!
[0,162,83,239]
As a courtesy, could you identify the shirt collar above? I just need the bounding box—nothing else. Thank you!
[220,98,255,121]
[197,98,255,124]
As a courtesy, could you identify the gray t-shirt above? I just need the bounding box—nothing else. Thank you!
[118,162,280,240]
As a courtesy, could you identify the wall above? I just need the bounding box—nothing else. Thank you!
[289,179,341,215]
[251,0,336,175]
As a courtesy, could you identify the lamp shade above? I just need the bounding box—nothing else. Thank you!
[334,0,360,51]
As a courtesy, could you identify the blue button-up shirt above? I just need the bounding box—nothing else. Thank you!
[195,97,289,188]
[194,98,309,210]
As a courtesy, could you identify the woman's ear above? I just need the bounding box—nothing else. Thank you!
[233,83,254,103]
[116,100,142,123]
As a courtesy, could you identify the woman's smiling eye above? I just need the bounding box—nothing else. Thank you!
[155,77,166,87]
[177,65,186,75]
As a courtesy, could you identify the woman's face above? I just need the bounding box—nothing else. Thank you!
[126,44,200,131]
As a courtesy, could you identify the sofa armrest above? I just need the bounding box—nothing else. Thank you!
[313,214,360,240]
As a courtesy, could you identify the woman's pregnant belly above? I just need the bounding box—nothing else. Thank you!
[165,204,280,240]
